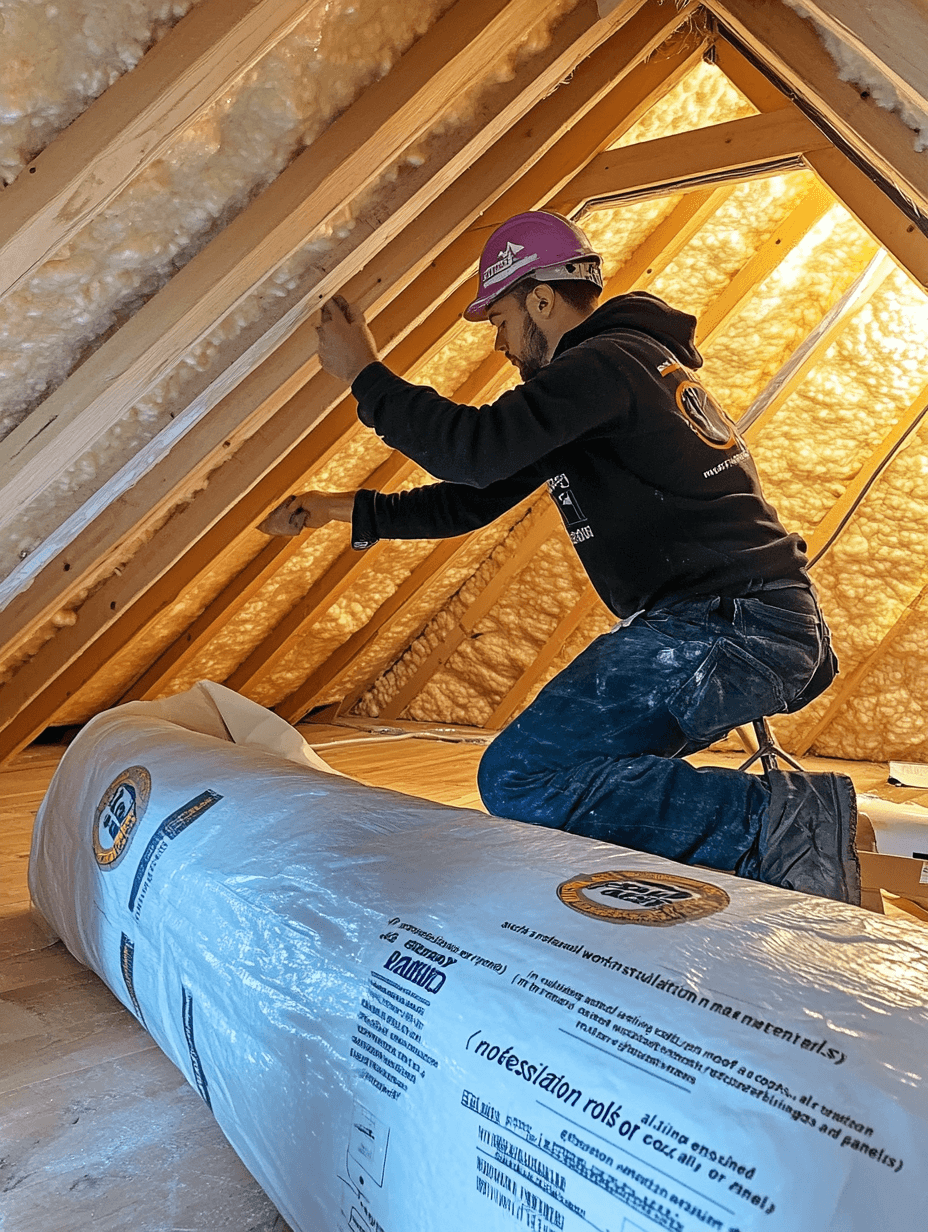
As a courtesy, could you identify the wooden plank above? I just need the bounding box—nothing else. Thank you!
[807,147,928,288]
[223,454,418,693]
[793,1,928,135]
[706,0,928,219]
[0,0,321,299]
[549,109,831,212]
[0,2,675,669]
[695,182,834,346]
[739,249,890,439]
[713,38,790,114]
[607,185,735,288]
[0,0,603,534]
[118,408,365,701]
[804,378,928,564]
[273,537,471,724]
[736,0,928,194]
[715,38,928,288]
[484,586,603,729]
[376,505,561,720]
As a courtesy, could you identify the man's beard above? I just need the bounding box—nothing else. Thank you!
[515,316,550,381]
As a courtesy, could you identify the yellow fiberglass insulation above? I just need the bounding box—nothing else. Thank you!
[609,56,757,150]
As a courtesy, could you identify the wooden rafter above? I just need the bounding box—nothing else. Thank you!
[739,250,891,439]
[119,405,371,702]
[791,1,928,136]
[0,0,323,298]
[484,587,604,729]
[695,182,834,346]
[605,185,735,288]
[0,0,623,537]
[712,21,928,287]
[376,505,562,721]
[273,534,482,724]
[548,109,831,213]
[223,460,420,694]
[706,0,928,216]
[805,380,928,565]
[0,1,688,672]
[780,379,928,754]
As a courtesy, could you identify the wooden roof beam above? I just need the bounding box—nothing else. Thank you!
[695,182,834,347]
[118,402,365,702]
[0,0,325,299]
[709,4,928,283]
[791,1,928,138]
[740,250,892,440]
[783,379,928,754]
[549,108,831,213]
[484,587,603,729]
[0,0,620,537]
[222,455,420,695]
[375,504,562,721]
[607,185,736,288]
[804,378,928,566]
[0,0,680,669]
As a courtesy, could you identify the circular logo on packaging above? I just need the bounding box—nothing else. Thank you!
[557,870,729,926]
[92,766,151,869]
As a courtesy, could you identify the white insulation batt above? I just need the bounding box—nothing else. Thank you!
[28,683,928,1232]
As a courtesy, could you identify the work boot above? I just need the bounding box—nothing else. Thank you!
[757,769,861,905]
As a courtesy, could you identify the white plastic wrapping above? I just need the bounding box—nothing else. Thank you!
[29,683,928,1231]
[859,792,928,858]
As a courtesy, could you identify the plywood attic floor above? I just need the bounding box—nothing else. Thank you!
[2,727,926,1231]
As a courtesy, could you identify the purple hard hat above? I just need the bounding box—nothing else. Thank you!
[464,210,603,321]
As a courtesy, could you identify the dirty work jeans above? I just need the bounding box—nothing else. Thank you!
[477,588,834,877]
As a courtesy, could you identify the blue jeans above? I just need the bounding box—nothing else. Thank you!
[477,587,835,878]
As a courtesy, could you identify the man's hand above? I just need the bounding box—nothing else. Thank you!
[258,491,355,536]
[316,295,379,384]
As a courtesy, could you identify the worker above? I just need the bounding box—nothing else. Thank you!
[261,211,863,904]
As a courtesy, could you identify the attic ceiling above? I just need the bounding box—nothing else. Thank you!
[2,0,928,767]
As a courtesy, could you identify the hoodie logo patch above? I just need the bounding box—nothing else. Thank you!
[658,361,739,451]
[548,473,594,544]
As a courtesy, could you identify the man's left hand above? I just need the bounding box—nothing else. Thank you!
[317,295,379,384]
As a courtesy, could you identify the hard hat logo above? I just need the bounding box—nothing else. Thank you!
[483,241,538,287]
[465,210,603,321]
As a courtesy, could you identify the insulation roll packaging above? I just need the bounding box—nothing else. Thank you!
[28,683,928,1232]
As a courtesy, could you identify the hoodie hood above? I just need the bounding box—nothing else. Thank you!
[554,291,702,369]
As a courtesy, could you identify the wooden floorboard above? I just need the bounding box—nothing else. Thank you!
[2,726,925,1231]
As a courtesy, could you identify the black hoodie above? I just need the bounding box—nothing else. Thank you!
[350,293,808,618]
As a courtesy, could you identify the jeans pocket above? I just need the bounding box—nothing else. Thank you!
[735,595,820,635]
[669,636,788,744]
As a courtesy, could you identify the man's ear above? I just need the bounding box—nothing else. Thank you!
[527,282,556,321]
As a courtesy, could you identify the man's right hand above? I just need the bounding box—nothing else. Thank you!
[258,491,355,537]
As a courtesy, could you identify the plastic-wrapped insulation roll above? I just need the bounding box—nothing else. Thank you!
[28,683,928,1232]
